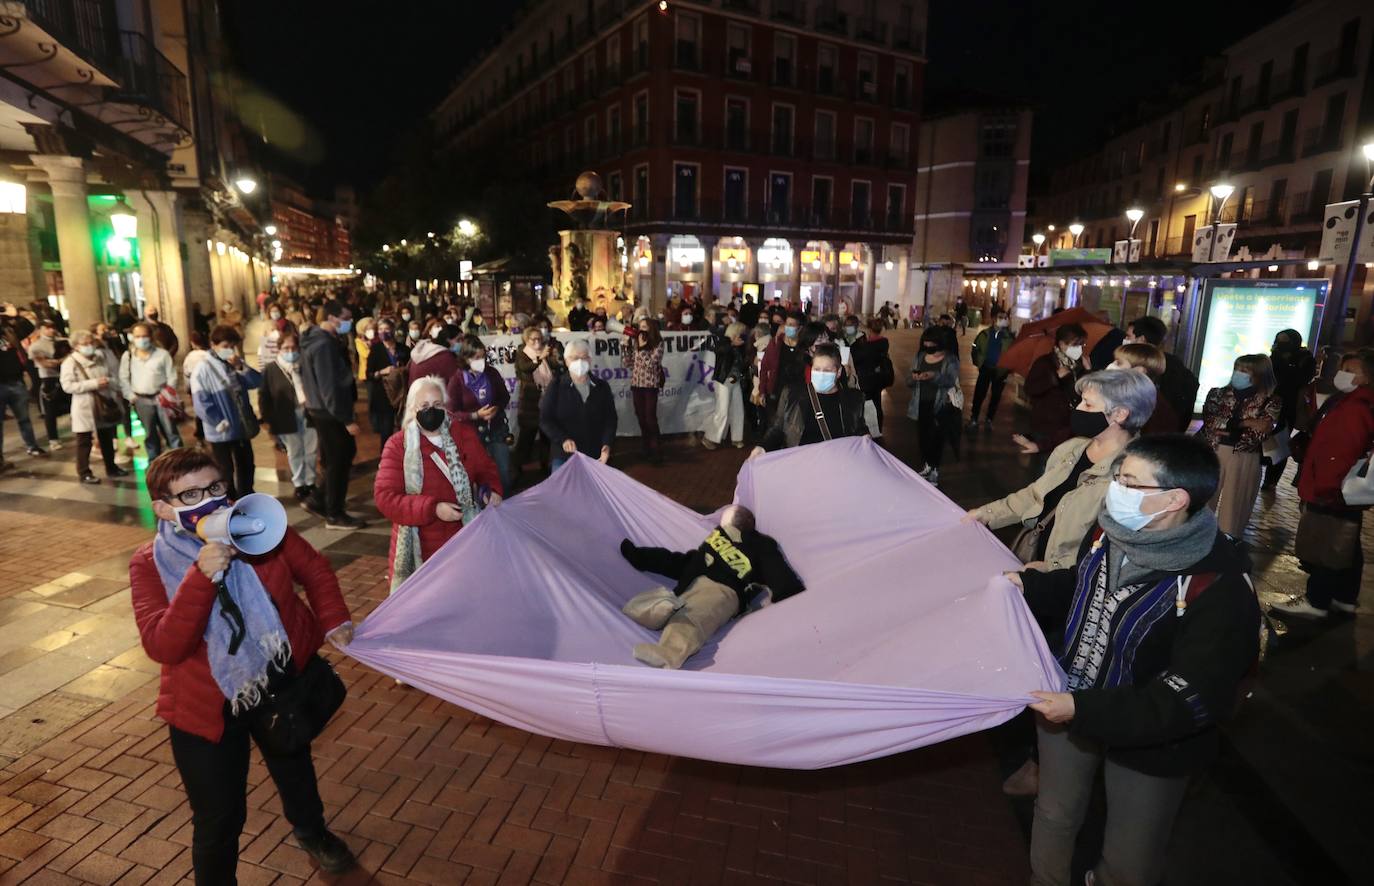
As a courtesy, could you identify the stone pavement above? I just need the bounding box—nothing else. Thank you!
[0,325,1368,885]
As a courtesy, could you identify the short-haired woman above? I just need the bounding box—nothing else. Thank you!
[258,330,323,513]
[374,376,503,590]
[130,448,357,880]
[1019,323,1092,455]
[191,325,262,499]
[1110,342,1178,435]
[622,317,665,462]
[61,329,128,484]
[754,342,866,455]
[1199,354,1280,537]
[541,339,617,469]
[447,335,513,491]
[364,316,408,446]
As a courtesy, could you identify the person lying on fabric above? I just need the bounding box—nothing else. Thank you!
[619,504,804,669]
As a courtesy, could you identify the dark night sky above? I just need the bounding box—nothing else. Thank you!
[222,0,1298,196]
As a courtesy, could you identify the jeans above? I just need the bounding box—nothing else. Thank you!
[484,437,512,492]
[970,366,1007,421]
[1306,514,1363,609]
[310,411,357,519]
[210,439,256,499]
[75,427,117,476]
[0,380,39,454]
[705,379,745,444]
[169,716,327,886]
[281,409,319,489]
[38,377,66,443]
[130,394,183,462]
[1030,720,1189,886]
[631,386,660,453]
[368,398,395,447]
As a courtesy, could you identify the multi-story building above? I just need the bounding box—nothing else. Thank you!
[911,100,1032,317]
[0,0,278,346]
[268,177,354,270]
[434,0,928,315]
[1030,0,1372,339]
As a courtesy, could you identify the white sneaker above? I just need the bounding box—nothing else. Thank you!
[114,449,132,466]
[47,440,62,452]
[927,468,940,486]
[123,437,139,452]
[1270,595,1328,618]
[1330,600,1358,615]
[917,465,934,479]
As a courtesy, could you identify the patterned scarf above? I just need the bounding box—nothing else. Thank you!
[389,414,479,594]
[151,521,291,713]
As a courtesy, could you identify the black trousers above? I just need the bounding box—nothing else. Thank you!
[970,366,1007,421]
[1306,515,1363,609]
[75,427,117,476]
[514,423,547,473]
[38,377,65,442]
[916,408,944,470]
[210,439,256,499]
[169,717,326,886]
[310,411,356,519]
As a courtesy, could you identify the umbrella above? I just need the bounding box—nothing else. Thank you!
[997,308,1115,378]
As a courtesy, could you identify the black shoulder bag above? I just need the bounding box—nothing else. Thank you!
[247,654,347,756]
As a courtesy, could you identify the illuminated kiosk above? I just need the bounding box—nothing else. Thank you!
[547,172,631,326]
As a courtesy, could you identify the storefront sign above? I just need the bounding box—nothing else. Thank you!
[671,246,705,265]
[459,260,473,281]
[1317,200,1374,264]
[800,249,823,268]
[1193,280,1324,412]
[1048,248,1111,265]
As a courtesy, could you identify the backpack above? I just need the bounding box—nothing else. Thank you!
[874,354,895,390]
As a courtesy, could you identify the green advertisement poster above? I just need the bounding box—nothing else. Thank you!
[1194,280,1324,412]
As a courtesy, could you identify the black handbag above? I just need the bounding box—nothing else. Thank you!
[247,654,346,756]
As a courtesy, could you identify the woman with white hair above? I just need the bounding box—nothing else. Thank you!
[540,339,617,470]
[61,329,129,484]
[374,375,504,591]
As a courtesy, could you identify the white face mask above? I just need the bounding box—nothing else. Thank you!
[1104,480,1170,532]
[77,345,96,358]
[1064,344,1084,361]
[215,347,236,361]
[469,358,486,374]
[681,314,693,324]
[1106,361,1126,371]
[568,358,590,377]
[996,318,1009,328]
[1333,370,1359,393]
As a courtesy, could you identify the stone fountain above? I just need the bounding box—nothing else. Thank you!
[547,171,632,324]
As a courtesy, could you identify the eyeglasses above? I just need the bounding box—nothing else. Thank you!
[167,480,227,506]
[1111,473,1165,491]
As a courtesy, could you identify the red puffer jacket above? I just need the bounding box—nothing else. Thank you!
[1298,385,1374,509]
[374,417,503,585]
[130,527,352,743]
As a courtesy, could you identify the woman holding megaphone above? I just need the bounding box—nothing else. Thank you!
[129,449,358,881]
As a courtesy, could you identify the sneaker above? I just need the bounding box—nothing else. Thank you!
[701,437,719,450]
[26,446,48,458]
[1001,758,1039,797]
[80,472,100,485]
[114,450,132,466]
[1270,595,1328,618]
[917,464,934,479]
[107,466,130,479]
[1330,600,1358,615]
[123,437,139,453]
[47,439,62,451]
[292,828,357,875]
[325,513,367,531]
[927,467,939,486]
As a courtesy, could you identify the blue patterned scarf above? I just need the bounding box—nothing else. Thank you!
[152,521,291,713]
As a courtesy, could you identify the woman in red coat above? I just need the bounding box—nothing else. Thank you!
[375,374,504,592]
[129,448,356,881]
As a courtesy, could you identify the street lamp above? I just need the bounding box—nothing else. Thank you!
[1206,183,1234,262]
[234,177,257,196]
[1069,223,1084,247]
[264,224,277,236]
[1032,232,1045,250]
[457,219,477,237]
[0,179,26,214]
[1329,141,1374,345]
[1124,208,1144,262]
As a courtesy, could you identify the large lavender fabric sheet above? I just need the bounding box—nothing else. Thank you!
[347,437,1066,769]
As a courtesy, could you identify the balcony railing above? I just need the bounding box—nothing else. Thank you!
[107,30,189,131]
[624,199,914,236]
[1313,49,1358,86]
[22,0,117,73]
[1301,125,1341,158]
[1288,191,1323,225]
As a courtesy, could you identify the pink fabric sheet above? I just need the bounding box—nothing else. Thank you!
[347,437,1065,769]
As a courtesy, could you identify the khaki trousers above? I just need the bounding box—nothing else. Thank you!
[1209,444,1261,538]
[626,578,738,669]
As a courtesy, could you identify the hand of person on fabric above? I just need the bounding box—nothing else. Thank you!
[961,508,985,524]
[562,439,577,454]
[1022,560,1047,572]
[1012,434,1040,454]
[1028,690,1075,723]
[346,423,360,436]
[749,446,765,460]
[487,493,502,506]
[435,502,463,522]
[599,446,611,464]
[325,622,353,649]
[477,404,499,420]
[197,542,234,579]
[1003,571,1024,589]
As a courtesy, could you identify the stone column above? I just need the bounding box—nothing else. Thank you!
[650,233,670,315]
[128,191,191,353]
[861,245,877,316]
[744,237,766,287]
[788,239,807,307]
[0,185,46,305]
[698,235,720,305]
[30,155,100,330]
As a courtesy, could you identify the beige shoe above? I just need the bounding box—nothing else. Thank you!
[633,579,738,669]
[634,621,703,669]
[622,587,682,630]
[1002,758,1039,796]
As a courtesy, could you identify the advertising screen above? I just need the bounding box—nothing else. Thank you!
[1193,279,1324,413]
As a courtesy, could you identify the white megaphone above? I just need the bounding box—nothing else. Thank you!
[196,493,288,555]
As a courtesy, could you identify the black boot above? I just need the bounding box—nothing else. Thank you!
[293,828,356,874]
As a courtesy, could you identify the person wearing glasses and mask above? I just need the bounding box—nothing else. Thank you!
[1007,434,1260,886]
[130,448,357,881]
[191,326,261,499]
[753,343,865,456]
[540,339,616,470]
[375,376,502,591]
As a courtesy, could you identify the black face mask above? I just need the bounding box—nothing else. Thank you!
[1070,409,1111,438]
[416,406,446,432]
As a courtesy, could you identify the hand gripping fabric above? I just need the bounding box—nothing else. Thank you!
[347,437,1065,769]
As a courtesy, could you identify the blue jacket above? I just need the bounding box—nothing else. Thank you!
[191,355,260,443]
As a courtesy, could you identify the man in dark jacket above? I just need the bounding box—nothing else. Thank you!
[1262,327,1317,488]
[1011,434,1260,886]
[620,504,804,668]
[566,297,592,332]
[300,301,364,529]
[1125,316,1197,430]
[968,309,1014,429]
[143,306,179,357]
[539,339,616,468]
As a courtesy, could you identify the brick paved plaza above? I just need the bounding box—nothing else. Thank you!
[0,328,1370,885]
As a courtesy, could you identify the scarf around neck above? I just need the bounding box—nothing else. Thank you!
[1099,507,1219,587]
[389,414,479,593]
